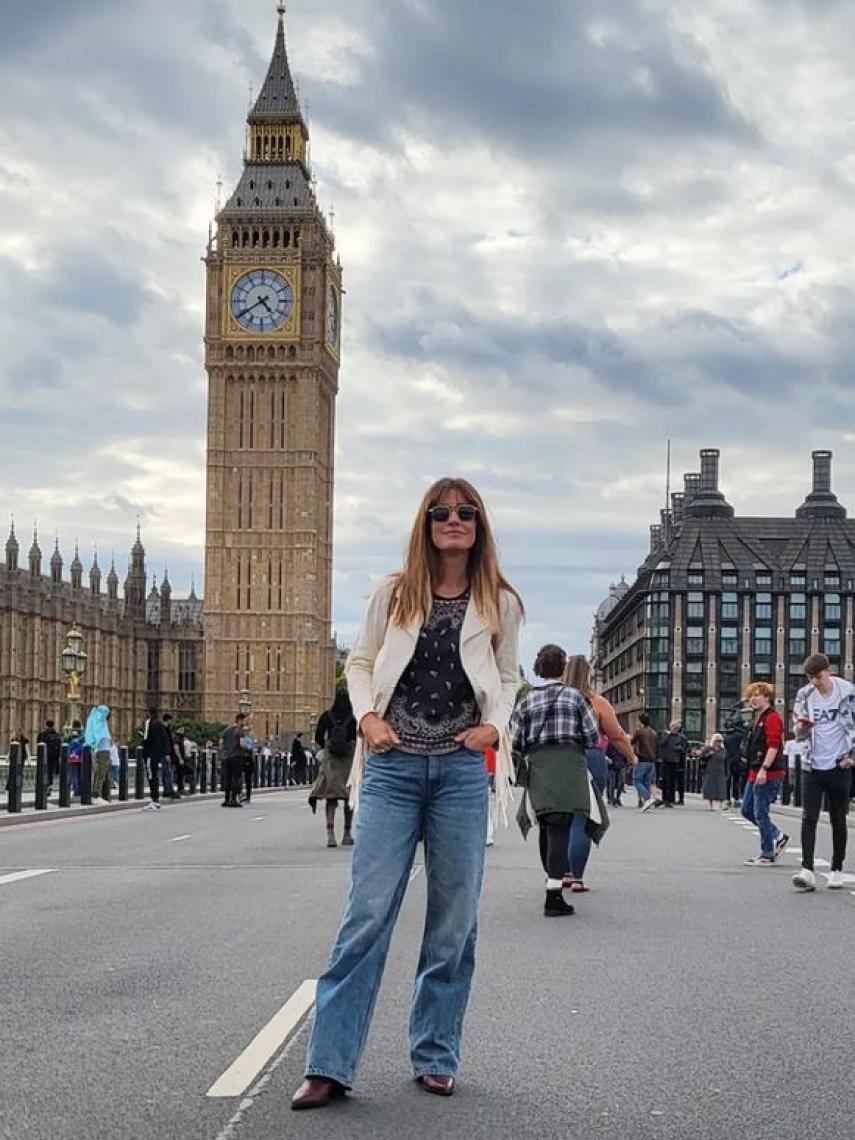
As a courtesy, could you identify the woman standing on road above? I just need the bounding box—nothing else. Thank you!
[701,733,728,810]
[292,477,523,1109]
[309,690,358,848]
[562,655,636,891]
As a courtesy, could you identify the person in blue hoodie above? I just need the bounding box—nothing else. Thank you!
[84,705,113,800]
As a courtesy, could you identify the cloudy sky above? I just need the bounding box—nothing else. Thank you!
[2,0,854,666]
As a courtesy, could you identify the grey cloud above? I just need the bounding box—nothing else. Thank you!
[309,0,756,159]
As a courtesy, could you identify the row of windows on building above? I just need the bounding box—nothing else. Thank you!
[228,225,302,250]
[146,643,199,695]
[234,644,290,694]
[235,556,288,612]
[236,387,289,451]
[602,568,849,660]
[223,346,299,362]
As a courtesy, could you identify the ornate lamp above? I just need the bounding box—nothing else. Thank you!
[60,624,87,730]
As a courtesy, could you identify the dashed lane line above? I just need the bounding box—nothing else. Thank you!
[169,835,192,843]
[207,979,317,1099]
[0,869,56,887]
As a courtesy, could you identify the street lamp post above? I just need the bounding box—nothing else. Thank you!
[60,624,87,734]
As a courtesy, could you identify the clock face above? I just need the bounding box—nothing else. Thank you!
[230,269,294,333]
[327,286,339,345]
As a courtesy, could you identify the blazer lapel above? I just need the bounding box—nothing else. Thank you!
[461,596,489,644]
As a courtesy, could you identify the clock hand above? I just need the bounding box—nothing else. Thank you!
[236,299,264,320]
[258,296,273,314]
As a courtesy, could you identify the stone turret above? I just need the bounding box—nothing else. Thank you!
[107,557,119,603]
[5,521,19,573]
[90,550,102,596]
[160,569,172,627]
[29,527,42,578]
[50,539,63,585]
[70,542,83,591]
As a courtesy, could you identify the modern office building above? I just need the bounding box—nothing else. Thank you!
[593,449,854,740]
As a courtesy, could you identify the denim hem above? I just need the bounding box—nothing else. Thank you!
[304,1067,353,1090]
[413,1068,456,1080]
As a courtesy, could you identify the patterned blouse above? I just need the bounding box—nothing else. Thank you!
[387,593,479,755]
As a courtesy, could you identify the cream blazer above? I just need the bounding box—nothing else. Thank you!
[345,577,523,822]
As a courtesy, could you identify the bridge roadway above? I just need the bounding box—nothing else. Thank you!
[2,789,854,1140]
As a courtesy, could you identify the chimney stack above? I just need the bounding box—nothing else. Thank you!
[671,492,685,525]
[796,449,846,520]
[649,524,662,553]
[700,449,720,494]
[684,473,701,503]
[812,450,832,494]
[684,448,735,519]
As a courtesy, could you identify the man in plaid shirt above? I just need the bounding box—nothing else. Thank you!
[511,682,601,756]
[510,647,603,917]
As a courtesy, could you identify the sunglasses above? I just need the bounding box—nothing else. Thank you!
[427,504,479,523]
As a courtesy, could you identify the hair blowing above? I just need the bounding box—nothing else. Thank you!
[388,477,524,633]
[563,654,593,697]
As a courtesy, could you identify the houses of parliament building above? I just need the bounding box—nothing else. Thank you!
[0,5,341,746]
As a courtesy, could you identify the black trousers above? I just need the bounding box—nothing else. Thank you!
[538,815,572,879]
[802,766,850,872]
[727,767,744,803]
[661,763,679,804]
[222,757,244,804]
[675,765,685,804]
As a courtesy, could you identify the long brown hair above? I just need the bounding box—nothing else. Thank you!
[564,654,593,697]
[389,477,523,632]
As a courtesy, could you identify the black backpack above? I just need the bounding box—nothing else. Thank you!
[326,714,351,757]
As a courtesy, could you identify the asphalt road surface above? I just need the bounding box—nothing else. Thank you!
[2,790,855,1140]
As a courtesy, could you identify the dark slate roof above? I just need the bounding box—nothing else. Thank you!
[249,11,305,127]
[639,515,855,589]
[223,163,313,214]
[145,590,203,627]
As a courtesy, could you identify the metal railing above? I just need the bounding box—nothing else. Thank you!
[3,743,321,815]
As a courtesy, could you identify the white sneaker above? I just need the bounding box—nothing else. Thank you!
[792,868,816,892]
[640,798,655,813]
[827,871,845,890]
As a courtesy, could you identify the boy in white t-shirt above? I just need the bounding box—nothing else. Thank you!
[791,654,855,892]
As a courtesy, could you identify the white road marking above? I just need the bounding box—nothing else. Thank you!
[207,979,317,1099]
[742,825,759,832]
[0,869,56,887]
[822,872,855,884]
[253,816,266,822]
[169,835,192,843]
[815,858,831,868]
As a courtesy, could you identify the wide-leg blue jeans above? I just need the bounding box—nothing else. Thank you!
[305,748,488,1088]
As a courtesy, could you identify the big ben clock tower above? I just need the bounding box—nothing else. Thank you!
[203,2,342,736]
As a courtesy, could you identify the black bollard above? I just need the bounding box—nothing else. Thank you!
[210,750,218,794]
[252,756,260,789]
[134,746,146,800]
[80,746,93,806]
[200,749,208,794]
[794,762,802,809]
[6,741,23,813]
[58,744,70,808]
[35,743,49,811]
[119,747,129,801]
